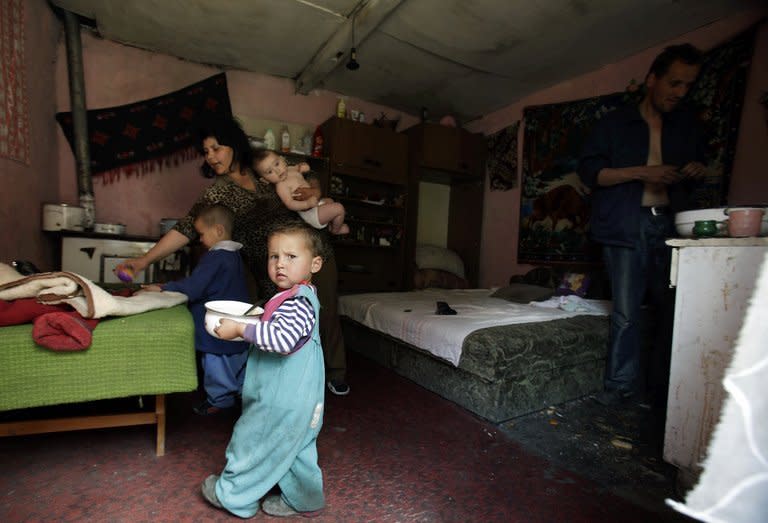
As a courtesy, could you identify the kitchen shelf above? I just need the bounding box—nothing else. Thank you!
[334,241,400,249]
[345,218,402,227]
[332,196,404,209]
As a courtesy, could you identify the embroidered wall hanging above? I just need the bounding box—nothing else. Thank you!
[518,25,757,265]
[0,0,29,164]
[519,92,631,264]
[56,72,232,183]
[486,121,519,191]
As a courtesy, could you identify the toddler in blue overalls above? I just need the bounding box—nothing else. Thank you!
[201,221,327,518]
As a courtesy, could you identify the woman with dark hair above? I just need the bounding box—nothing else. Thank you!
[117,116,350,397]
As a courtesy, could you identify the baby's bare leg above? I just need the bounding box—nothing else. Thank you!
[317,199,349,235]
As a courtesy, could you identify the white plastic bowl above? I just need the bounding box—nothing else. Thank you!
[204,300,264,341]
[674,207,768,237]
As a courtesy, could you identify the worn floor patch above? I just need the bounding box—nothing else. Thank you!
[499,396,691,522]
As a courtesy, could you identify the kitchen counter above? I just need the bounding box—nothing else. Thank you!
[51,230,162,243]
[53,233,187,284]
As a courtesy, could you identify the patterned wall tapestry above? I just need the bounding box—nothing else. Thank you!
[486,121,519,191]
[56,73,232,183]
[518,25,757,265]
[0,0,29,164]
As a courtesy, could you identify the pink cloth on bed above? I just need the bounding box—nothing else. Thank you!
[32,312,100,352]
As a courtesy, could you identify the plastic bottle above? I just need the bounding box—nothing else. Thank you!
[336,97,346,119]
[312,126,324,158]
[281,127,290,152]
[301,132,312,155]
[264,128,276,150]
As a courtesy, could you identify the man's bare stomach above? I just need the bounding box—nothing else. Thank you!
[641,182,669,207]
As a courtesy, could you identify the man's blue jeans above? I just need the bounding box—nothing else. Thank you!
[602,211,674,397]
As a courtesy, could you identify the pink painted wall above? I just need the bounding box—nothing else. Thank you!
[53,34,418,238]
[0,0,60,270]
[7,4,765,283]
[467,9,768,288]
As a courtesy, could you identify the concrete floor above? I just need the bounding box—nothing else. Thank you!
[499,396,692,522]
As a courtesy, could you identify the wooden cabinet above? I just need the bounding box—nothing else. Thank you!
[663,238,768,488]
[406,123,484,182]
[320,117,408,184]
[320,117,409,293]
[284,150,329,179]
[404,123,486,288]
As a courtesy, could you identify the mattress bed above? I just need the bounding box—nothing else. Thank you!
[339,289,610,422]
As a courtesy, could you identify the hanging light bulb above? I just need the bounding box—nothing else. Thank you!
[346,15,360,71]
[346,47,360,70]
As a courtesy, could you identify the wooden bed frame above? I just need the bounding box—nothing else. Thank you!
[0,395,168,456]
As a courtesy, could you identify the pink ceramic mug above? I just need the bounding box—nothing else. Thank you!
[725,207,765,237]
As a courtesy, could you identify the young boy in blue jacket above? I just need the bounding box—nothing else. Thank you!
[143,204,250,415]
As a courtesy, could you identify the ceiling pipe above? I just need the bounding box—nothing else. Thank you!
[295,0,404,94]
[62,9,95,229]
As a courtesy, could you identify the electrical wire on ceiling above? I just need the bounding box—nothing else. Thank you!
[347,14,360,70]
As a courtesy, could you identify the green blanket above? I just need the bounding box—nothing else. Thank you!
[0,305,197,411]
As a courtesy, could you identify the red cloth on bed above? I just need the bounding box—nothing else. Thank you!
[32,312,100,352]
[0,298,71,326]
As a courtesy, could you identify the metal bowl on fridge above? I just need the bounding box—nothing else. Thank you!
[159,218,179,235]
[93,223,127,235]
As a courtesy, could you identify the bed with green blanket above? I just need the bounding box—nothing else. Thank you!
[0,305,197,456]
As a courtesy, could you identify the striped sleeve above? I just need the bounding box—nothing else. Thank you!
[241,296,315,355]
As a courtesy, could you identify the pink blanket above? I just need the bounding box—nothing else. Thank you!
[32,312,100,352]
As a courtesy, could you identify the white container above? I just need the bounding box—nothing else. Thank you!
[281,127,290,153]
[674,207,768,237]
[42,203,85,231]
[264,129,276,151]
[204,300,264,341]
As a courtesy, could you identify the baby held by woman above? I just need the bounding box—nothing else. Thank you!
[253,149,349,235]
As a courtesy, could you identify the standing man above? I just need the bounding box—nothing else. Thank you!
[579,44,707,407]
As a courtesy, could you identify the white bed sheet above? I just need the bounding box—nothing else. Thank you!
[339,289,610,366]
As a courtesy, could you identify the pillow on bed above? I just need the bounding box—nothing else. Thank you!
[491,283,554,303]
[554,272,591,298]
[414,245,465,278]
[0,262,24,285]
[414,268,469,290]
